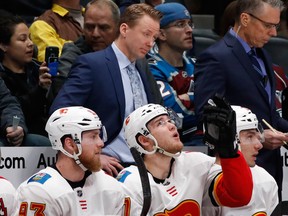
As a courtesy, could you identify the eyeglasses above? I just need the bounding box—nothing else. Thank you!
[156,119,176,127]
[164,20,194,30]
[247,13,280,30]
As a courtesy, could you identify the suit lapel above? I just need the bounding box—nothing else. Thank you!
[105,46,125,120]
[224,34,270,105]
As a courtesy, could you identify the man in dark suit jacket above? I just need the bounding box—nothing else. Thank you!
[194,0,288,200]
[50,3,163,177]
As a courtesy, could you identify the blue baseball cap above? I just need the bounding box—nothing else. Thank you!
[155,3,191,28]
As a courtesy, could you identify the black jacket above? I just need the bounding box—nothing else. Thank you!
[0,77,27,137]
[0,61,48,136]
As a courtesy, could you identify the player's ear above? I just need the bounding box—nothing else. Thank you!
[63,136,78,154]
[138,135,151,149]
[158,29,167,41]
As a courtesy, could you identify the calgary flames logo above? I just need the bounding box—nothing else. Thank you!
[125,116,130,126]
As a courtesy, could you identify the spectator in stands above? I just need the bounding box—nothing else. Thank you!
[202,105,278,216]
[194,0,288,200]
[118,99,253,215]
[49,3,163,177]
[0,148,16,215]
[0,68,48,146]
[147,3,203,146]
[273,64,288,118]
[0,0,91,26]
[29,0,84,62]
[13,106,141,215]
[0,76,27,146]
[0,13,51,141]
[48,0,120,102]
[164,0,194,15]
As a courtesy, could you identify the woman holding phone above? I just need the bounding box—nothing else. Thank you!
[0,10,51,139]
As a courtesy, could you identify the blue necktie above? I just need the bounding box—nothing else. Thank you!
[248,49,271,101]
[248,49,266,84]
[126,64,143,109]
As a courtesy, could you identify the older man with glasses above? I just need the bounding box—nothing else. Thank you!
[147,3,203,147]
[194,0,288,202]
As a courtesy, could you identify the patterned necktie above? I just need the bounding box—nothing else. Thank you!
[248,49,271,101]
[126,64,143,109]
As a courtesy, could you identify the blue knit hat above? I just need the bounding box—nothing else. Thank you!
[155,3,191,28]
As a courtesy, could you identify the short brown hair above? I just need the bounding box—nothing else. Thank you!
[120,3,162,28]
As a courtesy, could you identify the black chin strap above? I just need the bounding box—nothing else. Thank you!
[130,147,151,216]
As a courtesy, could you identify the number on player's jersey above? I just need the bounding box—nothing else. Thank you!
[0,198,8,216]
[18,202,46,216]
[157,81,170,98]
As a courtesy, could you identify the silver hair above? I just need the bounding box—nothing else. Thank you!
[235,0,285,23]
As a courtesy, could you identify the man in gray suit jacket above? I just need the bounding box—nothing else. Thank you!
[50,3,163,177]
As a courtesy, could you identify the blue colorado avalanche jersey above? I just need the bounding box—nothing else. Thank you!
[147,52,197,133]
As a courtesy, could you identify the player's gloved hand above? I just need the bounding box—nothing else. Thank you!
[203,94,238,158]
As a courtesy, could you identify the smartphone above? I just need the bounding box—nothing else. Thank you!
[45,46,59,76]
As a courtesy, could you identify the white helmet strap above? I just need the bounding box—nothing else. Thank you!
[73,152,87,171]
[140,134,157,155]
[148,134,181,158]
[155,146,181,158]
[71,135,87,171]
[59,135,87,171]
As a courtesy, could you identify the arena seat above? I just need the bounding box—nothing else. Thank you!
[193,36,218,57]
[264,36,288,75]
